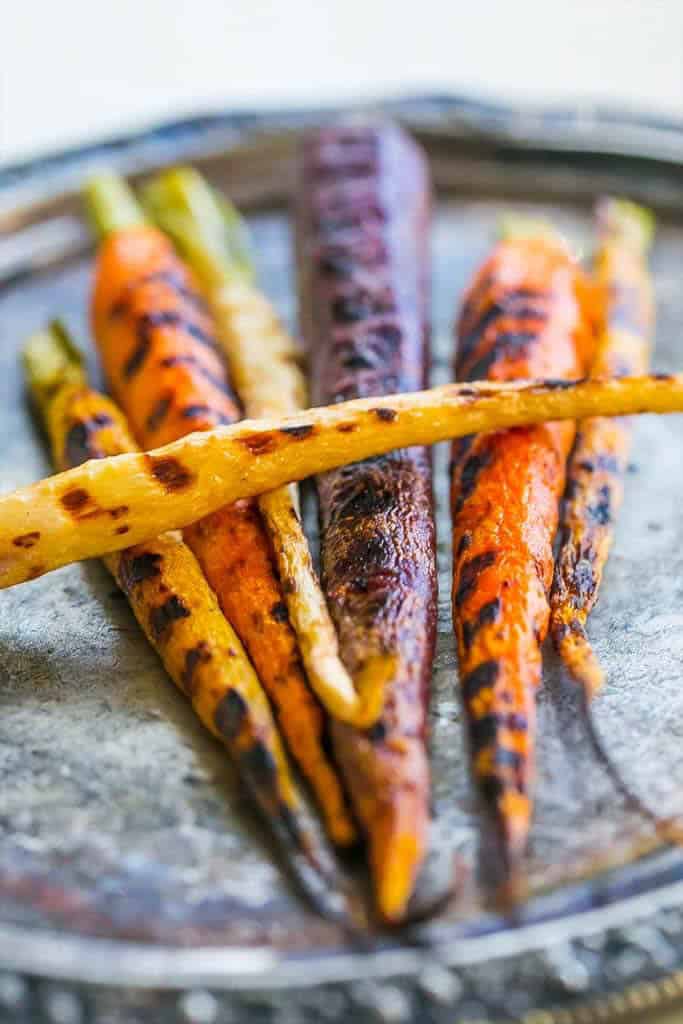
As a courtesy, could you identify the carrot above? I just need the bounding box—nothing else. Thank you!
[296,124,437,922]
[2,374,683,590]
[450,221,597,897]
[22,321,351,919]
[550,199,655,697]
[141,167,383,728]
[83,174,356,848]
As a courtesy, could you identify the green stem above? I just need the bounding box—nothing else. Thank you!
[596,197,655,253]
[84,173,148,240]
[499,213,563,244]
[140,166,253,290]
[23,320,85,417]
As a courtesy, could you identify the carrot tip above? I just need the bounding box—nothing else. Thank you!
[496,863,528,912]
[555,621,606,701]
[596,197,655,253]
[375,832,423,923]
[350,652,396,728]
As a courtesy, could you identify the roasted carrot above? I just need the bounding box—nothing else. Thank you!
[296,124,437,922]
[22,321,350,918]
[450,222,596,895]
[141,167,383,728]
[2,374,683,590]
[550,199,655,697]
[84,174,356,848]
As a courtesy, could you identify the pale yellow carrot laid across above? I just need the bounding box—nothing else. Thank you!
[2,374,683,591]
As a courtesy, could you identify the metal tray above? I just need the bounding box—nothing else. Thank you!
[1,96,683,1024]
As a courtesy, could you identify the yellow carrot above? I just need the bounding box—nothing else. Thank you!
[22,321,351,919]
[2,374,683,590]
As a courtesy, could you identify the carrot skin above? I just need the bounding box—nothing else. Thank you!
[90,223,356,847]
[451,234,596,886]
[550,199,654,696]
[23,333,346,914]
[297,123,437,921]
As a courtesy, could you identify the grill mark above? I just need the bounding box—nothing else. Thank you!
[12,531,40,549]
[462,330,539,382]
[456,532,473,558]
[331,476,396,520]
[181,641,212,696]
[64,415,114,467]
[109,269,211,319]
[158,354,234,398]
[371,407,397,422]
[147,456,195,491]
[470,712,528,749]
[331,289,395,324]
[146,394,173,433]
[494,748,524,769]
[462,660,500,702]
[241,743,278,786]
[367,719,387,743]
[270,601,289,623]
[118,551,163,591]
[280,424,315,439]
[469,713,499,748]
[587,483,612,525]
[60,488,90,513]
[214,689,248,741]
[478,598,501,627]
[461,598,501,651]
[124,312,219,379]
[458,290,548,367]
[149,595,191,639]
[181,404,210,420]
[455,551,497,607]
[454,449,493,514]
[239,432,278,456]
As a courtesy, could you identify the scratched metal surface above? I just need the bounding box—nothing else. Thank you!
[1,104,683,1021]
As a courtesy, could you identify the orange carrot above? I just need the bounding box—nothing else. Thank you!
[450,222,597,896]
[85,175,355,847]
[550,199,655,696]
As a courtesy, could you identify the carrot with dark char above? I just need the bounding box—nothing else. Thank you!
[546,203,683,844]
[84,175,356,848]
[296,123,437,922]
[451,221,597,896]
[550,198,654,697]
[22,321,352,920]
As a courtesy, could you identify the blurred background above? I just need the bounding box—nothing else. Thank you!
[3,0,682,165]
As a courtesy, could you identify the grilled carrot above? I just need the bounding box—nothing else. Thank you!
[22,321,349,918]
[141,168,383,728]
[550,199,655,697]
[2,374,683,590]
[296,123,437,922]
[84,174,356,848]
[450,222,596,895]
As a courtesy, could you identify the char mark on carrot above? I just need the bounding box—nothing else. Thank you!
[451,224,594,894]
[297,122,438,921]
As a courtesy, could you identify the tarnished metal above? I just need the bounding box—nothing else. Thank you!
[1,98,683,1022]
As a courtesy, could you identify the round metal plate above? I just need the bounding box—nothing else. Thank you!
[2,97,683,1023]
